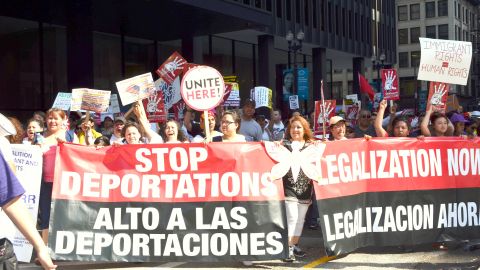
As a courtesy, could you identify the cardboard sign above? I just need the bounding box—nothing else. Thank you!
[108,94,120,114]
[289,95,299,110]
[224,83,240,107]
[427,81,449,113]
[180,66,225,111]
[0,145,43,262]
[314,100,336,132]
[142,90,167,123]
[157,77,181,110]
[381,69,399,100]
[52,92,72,110]
[418,38,472,85]
[156,51,187,84]
[71,88,111,113]
[116,73,156,106]
[251,86,272,109]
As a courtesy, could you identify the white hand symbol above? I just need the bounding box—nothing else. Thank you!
[318,102,334,124]
[384,70,397,91]
[147,93,161,113]
[430,83,446,106]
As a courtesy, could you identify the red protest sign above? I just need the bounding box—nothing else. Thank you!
[381,69,399,101]
[314,100,336,132]
[142,90,167,123]
[427,81,449,113]
[156,51,187,84]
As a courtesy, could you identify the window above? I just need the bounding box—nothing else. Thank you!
[438,0,448,16]
[286,0,292,20]
[398,28,408,44]
[438,24,448,39]
[426,25,436,38]
[411,51,421,67]
[410,27,420,43]
[266,0,272,11]
[399,52,409,68]
[410,4,420,20]
[276,0,282,17]
[295,0,300,23]
[425,2,435,18]
[398,5,408,21]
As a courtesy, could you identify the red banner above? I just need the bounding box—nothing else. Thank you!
[427,81,449,113]
[156,51,187,84]
[381,69,399,101]
[314,100,336,132]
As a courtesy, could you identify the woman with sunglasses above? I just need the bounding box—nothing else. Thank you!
[212,110,246,142]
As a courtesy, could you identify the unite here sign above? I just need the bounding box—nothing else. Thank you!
[417,37,472,86]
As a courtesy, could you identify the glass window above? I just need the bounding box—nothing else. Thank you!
[235,41,255,101]
[425,2,435,18]
[438,24,449,39]
[266,0,272,11]
[276,0,282,17]
[410,27,420,43]
[399,52,409,68]
[124,36,156,78]
[43,24,67,108]
[398,5,408,21]
[295,0,301,23]
[426,25,436,38]
[410,4,420,20]
[411,51,421,68]
[398,28,408,44]
[312,0,317,28]
[438,0,448,16]
[286,0,292,20]
[0,16,40,117]
[157,39,182,66]
[93,32,122,95]
[211,36,233,75]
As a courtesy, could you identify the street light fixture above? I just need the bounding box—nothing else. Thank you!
[286,30,304,95]
[371,52,386,93]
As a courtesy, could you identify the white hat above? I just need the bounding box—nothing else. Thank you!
[471,111,480,118]
[0,113,16,137]
[329,116,346,126]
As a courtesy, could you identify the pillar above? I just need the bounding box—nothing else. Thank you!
[312,47,327,100]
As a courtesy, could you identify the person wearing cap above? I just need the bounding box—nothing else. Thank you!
[329,116,348,141]
[192,110,222,142]
[76,116,103,146]
[110,116,126,144]
[239,98,263,142]
[450,113,468,137]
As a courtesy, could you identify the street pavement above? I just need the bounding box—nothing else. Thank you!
[19,227,480,269]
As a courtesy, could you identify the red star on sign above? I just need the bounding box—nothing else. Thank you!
[442,62,449,68]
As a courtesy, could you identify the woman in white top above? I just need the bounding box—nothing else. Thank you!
[212,110,246,142]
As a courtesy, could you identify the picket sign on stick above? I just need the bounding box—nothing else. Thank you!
[320,80,326,139]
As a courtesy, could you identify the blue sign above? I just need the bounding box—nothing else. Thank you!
[297,68,309,100]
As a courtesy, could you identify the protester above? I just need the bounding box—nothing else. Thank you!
[100,116,114,137]
[0,151,57,270]
[450,113,468,137]
[76,115,102,146]
[267,109,285,141]
[255,114,272,141]
[374,100,410,137]
[23,118,45,145]
[32,111,46,125]
[0,114,17,172]
[181,107,202,141]
[465,118,478,137]
[192,110,222,142]
[212,110,246,142]
[6,117,24,144]
[420,105,454,137]
[119,102,163,145]
[239,99,263,142]
[354,109,376,138]
[280,115,317,262]
[110,116,126,144]
[160,119,188,143]
[328,116,348,141]
[94,136,110,147]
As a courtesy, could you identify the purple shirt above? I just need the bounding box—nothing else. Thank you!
[0,151,25,207]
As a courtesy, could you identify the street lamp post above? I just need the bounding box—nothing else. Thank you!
[286,30,304,111]
[371,53,386,94]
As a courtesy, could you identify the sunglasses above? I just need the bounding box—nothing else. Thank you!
[360,114,371,119]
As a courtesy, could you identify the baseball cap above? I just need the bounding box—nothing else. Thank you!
[329,116,345,126]
[450,113,468,124]
[0,113,16,137]
[114,116,126,124]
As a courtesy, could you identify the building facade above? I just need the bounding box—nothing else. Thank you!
[396,0,480,110]
[0,0,396,119]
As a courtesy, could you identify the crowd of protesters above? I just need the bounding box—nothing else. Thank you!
[1,96,480,269]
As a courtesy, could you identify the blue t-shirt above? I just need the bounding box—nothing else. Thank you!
[0,151,25,207]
